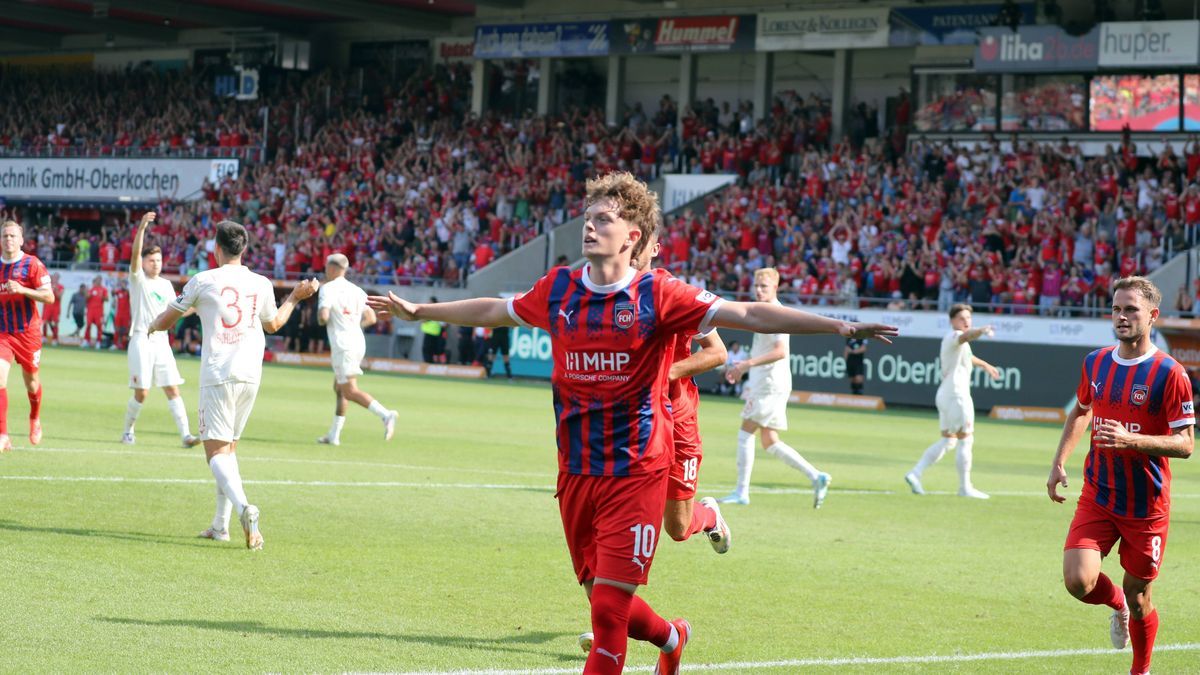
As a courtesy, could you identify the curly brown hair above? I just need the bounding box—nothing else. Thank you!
[585,171,661,262]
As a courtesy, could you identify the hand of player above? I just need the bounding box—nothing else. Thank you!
[980,325,995,338]
[724,361,747,384]
[985,364,1001,380]
[138,211,156,230]
[0,280,23,295]
[291,278,319,301]
[1047,464,1069,503]
[366,292,410,321]
[1094,419,1136,450]
[841,322,899,344]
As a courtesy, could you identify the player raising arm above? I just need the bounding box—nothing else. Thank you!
[1047,277,1192,675]
[122,211,200,447]
[369,172,895,675]
[0,220,54,450]
[150,220,318,550]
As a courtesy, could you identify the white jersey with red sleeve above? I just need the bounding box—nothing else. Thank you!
[506,265,721,477]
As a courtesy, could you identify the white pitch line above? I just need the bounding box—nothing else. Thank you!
[397,642,1200,674]
[19,446,547,478]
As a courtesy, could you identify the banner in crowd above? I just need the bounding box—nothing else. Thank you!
[974,25,1099,72]
[0,158,239,203]
[662,174,738,211]
[474,22,609,59]
[1098,21,1200,67]
[888,3,1035,47]
[692,331,1095,409]
[609,15,757,54]
[433,37,475,63]
[756,8,890,51]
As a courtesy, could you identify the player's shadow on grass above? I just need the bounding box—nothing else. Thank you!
[0,520,221,550]
[97,617,581,661]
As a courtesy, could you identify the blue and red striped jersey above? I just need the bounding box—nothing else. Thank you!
[1076,345,1195,519]
[0,253,49,337]
[508,265,722,477]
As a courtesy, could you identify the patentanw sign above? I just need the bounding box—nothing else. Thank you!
[0,158,239,202]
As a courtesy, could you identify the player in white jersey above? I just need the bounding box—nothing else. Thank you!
[905,303,1001,499]
[121,212,199,447]
[150,220,318,550]
[717,268,833,509]
[315,253,398,446]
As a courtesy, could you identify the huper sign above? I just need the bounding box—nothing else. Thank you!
[0,158,238,203]
[1098,21,1200,67]
[974,25,1099,72]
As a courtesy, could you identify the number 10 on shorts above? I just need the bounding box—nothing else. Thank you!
[630,523,656,560]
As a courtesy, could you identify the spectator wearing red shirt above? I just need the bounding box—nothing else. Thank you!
[112,281,131,350]
[84,276,107,348]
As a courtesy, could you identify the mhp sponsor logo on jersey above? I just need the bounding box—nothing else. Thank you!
[565,351,630,371]
[1132,383,1150,406]
[1095,416,1142,433]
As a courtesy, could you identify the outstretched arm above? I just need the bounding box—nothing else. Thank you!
[366,292,516,328]
[710,300,897,342]
[958,325,994,344]
[129,211,155,276]
[669,330,727,382]
[971,355,1000,379]
[263,279,320,334]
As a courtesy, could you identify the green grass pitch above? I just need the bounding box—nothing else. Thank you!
[1,347,1197,673]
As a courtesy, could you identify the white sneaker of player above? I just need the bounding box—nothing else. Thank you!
[121,432,136,445]
[699,496,731,554]
[181,434,201,448]
[958,486,990,499]
[904,473,926,495]
[812,472,832,509]
[716,491,749,505]
[1111,595,1130,649]
[0,434,11,453]
[577,632,593,654]
[316,434,341,446]
[240,505,263,550]
[383,410,399,441]
[198,527,230,542]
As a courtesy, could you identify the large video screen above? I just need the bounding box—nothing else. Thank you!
[1089,75,1180,131]
[1185,75,1200,130]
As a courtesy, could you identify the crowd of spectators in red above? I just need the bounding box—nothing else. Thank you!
[654,134,1198,316]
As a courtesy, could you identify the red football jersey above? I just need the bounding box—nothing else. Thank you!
[508,265,721,476]
[86,286,108,315]
[0,253,49,336]
[666,329,706,424]
[1076,346,1194,519]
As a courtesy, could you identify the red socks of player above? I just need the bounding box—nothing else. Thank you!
[681,501,718,540]
[1130,609,1159,675]
[1080,573,1125,610]
[585,583,632,674]
[0,388,7,434]
[627,594,673,647]
[27,385,41,420]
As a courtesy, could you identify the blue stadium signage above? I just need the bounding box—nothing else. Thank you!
[474,22,609,59]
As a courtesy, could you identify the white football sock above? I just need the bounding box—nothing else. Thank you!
[208,453,249,515]
[659,622,680,653]
[766,441,820,481]
[734,430,756,497]
[912,437,956,477]
[124,398,142,434]
[956,435,975,490]
[212,486,233,532]
[366,400,390,420]
[329,415,346,439]
[166,396,191,438]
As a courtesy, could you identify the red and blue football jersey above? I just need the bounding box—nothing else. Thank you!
[1076,345,1195,519]
[508,265,721,477]
[0,253,49,337]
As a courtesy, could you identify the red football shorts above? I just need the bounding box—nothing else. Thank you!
[0,333,41,374]
[1064,497,1170,581]
[666,409,703,502]
[557,468,669,586]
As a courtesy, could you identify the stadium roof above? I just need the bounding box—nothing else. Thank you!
[0,0,526,49]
